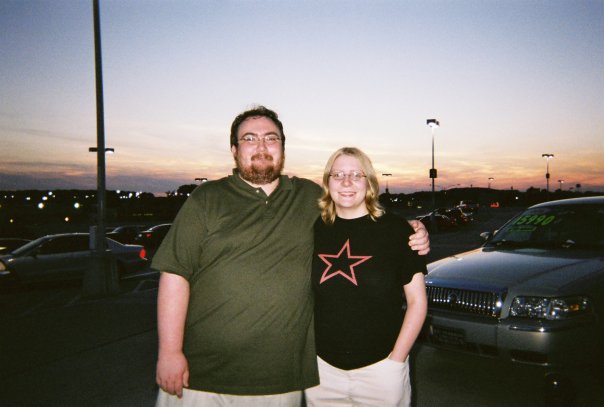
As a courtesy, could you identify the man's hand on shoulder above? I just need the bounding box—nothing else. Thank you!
[408,219,430,255]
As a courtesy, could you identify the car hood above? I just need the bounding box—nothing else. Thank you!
[426,248,604,294]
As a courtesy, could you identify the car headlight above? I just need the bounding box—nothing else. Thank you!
[510,296,592,320]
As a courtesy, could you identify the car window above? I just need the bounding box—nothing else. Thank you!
[489,204,604,249]
[38,236,90,254]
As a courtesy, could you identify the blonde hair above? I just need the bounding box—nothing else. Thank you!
[319,147,384,224]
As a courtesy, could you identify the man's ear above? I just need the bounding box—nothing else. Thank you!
[231,145,237,156]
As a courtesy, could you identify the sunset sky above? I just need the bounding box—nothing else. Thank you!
[2,0,603,195]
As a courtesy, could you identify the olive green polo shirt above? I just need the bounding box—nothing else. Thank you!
[152,171,321,395]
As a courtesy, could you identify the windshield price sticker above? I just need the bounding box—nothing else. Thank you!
[512,214,555,227]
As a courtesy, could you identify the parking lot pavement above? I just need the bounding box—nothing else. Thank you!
[0,272,160,407]
[412,344,604,407]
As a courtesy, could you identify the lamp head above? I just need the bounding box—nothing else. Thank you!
[427,119,440,129]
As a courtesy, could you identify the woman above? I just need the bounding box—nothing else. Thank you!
[305,147,427,407]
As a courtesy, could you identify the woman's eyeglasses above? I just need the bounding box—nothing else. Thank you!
[329,171,366,182]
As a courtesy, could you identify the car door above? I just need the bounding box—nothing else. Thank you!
[15,235,92,283]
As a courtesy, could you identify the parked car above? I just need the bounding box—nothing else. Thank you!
[106,225,146,244]
[421,196,604,399]
[445,207,473,225]
[416,211,457,231]
[0,233,148,285]
[0,238,31,255]
[458,200,480,212]
[134,223,172,256]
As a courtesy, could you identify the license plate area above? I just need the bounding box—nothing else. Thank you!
[429,324,466,348]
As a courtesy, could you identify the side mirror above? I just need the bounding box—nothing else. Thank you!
[480,232,492,241]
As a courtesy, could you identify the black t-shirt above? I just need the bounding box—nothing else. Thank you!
[312,213,427,370]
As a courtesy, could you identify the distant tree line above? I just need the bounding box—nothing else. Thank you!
[0,185,600,238]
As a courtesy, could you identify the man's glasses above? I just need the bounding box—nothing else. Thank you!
[239,134,282,145]
[329,171,366,182]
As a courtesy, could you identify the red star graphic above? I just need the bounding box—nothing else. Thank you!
[318,239,372,286]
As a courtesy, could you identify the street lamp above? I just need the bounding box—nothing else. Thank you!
[427,118,440,232]
[558,179,564,191]
[542,153,554,194]
[488,177,494,189]
[382,173,392,194]
[427,118,439,203]
[83,0,119,298]
[195,177,208,182]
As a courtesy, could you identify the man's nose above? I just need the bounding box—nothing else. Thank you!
[256,139,269,151]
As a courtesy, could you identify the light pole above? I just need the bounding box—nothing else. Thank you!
[88,147,114,242]
[427,119,439,205]
[83,0,119,298]
[86,144,118,297]
[542,153,554,194]
[488,177,494,189]
[427,119,439,232]
[382,173,392,194]
[558,179,564,191]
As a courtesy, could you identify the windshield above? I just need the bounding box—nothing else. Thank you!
[11,236,47,256]
[487,204,604,250]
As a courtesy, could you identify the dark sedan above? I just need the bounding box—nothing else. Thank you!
[0,233,148,285]
[421,196,604,401]
[134,223,172,257]
[106,225,146,244]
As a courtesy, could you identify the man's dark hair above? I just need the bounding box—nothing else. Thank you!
[230,105,286,148]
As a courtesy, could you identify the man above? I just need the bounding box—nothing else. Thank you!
[154,106,430,406]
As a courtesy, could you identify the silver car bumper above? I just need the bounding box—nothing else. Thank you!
[423,311,600,367]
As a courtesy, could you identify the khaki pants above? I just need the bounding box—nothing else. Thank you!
[155,388,302,407]
[305,356,411,407]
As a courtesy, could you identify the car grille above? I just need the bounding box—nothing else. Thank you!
[426,286,505,318]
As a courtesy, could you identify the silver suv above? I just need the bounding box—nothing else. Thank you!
[422,196,604,402]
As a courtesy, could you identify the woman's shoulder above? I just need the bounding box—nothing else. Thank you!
[378,212,414,233]
[378,211,405,224]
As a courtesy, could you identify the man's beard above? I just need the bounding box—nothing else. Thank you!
[236,152,285,185]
